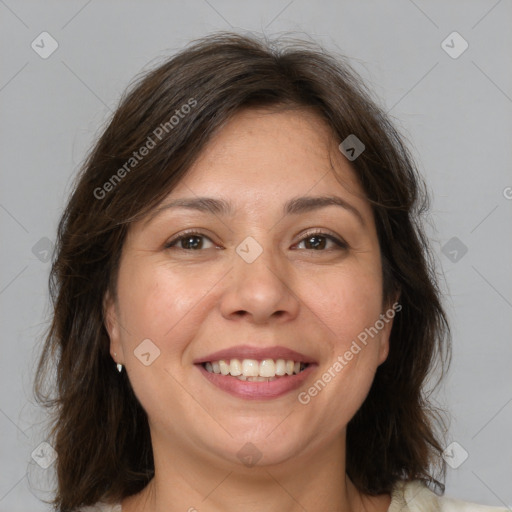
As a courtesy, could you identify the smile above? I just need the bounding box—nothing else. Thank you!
[203,358,309,381]
[197,361,315,400]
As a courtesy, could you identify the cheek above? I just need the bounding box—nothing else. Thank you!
[294,262,387,427]
[306,264,384,354]
[114,261,217,412]
[116,260,222,352]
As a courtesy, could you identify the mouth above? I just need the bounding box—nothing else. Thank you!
[202,358,309,382]
[194,345,316,400]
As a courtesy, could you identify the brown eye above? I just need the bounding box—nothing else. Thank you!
[165,233,215,250]
[180,235,204,249]
[296,232,347,251]
[304,235,327,250]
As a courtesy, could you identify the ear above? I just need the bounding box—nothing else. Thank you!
[377,328,391,365]
[377,298,401,365]
[103,290,124,364]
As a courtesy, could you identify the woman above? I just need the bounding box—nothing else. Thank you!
[34,32,505,512]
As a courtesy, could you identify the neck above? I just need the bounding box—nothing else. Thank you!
[122,430,387,512]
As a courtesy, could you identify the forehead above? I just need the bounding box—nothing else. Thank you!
[169,107,366,204]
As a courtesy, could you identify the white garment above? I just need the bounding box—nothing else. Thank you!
[80,479,509,512]
[390,480,508,512]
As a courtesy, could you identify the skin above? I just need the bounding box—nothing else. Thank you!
[105,107,395,512]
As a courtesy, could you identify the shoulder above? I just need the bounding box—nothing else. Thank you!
[390,480,508,512]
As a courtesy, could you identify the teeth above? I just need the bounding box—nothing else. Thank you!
[259,359,275,377]
[204,358,307,378]
[219,360,230,375]
[242,359,259,377]
[229,359,242,376]
[275,359,286,376]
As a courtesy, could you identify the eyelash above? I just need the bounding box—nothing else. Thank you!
[164,229,348,251]
[295,230,348,250]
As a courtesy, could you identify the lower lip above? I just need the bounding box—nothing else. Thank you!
[196,364,316,400]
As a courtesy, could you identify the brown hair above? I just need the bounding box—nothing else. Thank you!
[34,31,451,511]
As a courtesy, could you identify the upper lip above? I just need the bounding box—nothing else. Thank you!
[193,344,317,364]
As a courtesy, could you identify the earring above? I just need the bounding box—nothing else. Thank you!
[114,353,123,373]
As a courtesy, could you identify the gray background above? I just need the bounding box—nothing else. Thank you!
[1,1,511,511]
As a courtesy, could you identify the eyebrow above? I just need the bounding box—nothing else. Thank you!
[145,195,365,226]
[283,195,365,225]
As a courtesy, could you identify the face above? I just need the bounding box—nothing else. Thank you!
[105,108,394,470]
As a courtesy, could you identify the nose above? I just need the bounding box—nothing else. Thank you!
[219,244,300,325]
